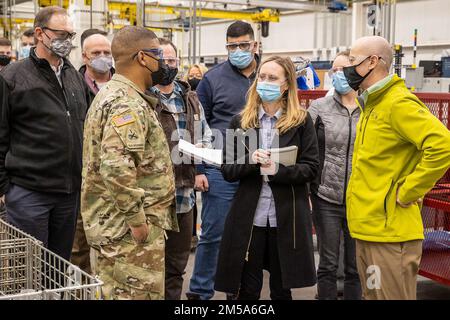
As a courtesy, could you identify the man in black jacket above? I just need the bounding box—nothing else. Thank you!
[0,6,91,261]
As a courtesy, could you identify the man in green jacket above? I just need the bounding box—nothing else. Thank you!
[344,36,450,300]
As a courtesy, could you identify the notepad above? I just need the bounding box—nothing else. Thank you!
[178,139,223,166]
[269,145,298,166]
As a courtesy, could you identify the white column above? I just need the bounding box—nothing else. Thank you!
[351,2,366,44]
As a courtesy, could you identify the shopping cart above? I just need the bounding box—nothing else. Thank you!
[0,218,102,300]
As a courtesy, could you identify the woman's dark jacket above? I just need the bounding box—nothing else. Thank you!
[214,112,319,294]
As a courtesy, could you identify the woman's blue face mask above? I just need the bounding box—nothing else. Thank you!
[256,82,284,102]
[332,71,352,95]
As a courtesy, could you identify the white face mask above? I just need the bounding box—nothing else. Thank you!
[90,56,113,74]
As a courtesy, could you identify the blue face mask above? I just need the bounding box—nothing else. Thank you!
[19,45,32,60]
[256,82,283,102]
[229,49,253,69]
[332,71,352,95]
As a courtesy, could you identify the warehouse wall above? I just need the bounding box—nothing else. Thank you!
[178,0,450,65]
[8,0,450,69]
[177,11,353,62]
[393,0,450,64]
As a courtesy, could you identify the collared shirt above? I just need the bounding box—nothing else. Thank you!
[253,106,283,227]
[35,50,64,86]
[50,61,63,85]
[84,70,111,94]
[362,74,394,105]
[152,82,212,214]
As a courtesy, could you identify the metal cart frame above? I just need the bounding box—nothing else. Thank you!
[0,219,102,300]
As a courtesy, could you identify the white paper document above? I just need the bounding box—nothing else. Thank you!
[178,139,223,166]
[269,145,298,166]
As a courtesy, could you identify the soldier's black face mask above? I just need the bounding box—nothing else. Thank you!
[138,51,171,87]
[133,50,170,87]
[147,58,171,87]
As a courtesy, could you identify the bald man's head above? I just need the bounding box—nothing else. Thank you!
[350,36,393,72]
[82,33,112,75]
[111,26,159,64]
[83,33,111,53]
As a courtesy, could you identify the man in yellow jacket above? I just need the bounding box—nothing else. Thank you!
[344,36,450,300]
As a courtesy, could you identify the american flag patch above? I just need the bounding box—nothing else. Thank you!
[112,113,135,127]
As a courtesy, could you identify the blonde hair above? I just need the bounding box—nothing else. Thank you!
[183,64,208,81]
[240,56,307,134]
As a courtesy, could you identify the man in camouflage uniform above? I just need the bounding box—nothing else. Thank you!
[81,26,177,300]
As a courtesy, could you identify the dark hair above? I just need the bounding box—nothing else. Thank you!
[158,38,177,57]
[34,6,67,29]
[22,29,34,38]
[226,21,254,40]
[0,37,11,47]
[111,26,158,62]
[81,28,108,48]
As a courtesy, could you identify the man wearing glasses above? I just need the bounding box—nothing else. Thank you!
[150,38,212,300]
[187,20,259,300]
[0,6,91,262]
[81,27,177,300]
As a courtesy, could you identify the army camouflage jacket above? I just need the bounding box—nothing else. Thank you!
[81,74,177,247]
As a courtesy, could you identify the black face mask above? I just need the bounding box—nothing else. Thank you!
[0,55,11,66]
[158,66,178,86]
[343,56,375,91]
[188,78,201,91]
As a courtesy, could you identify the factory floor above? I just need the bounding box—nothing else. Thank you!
[179,195,450,300]
[181,248,450,300]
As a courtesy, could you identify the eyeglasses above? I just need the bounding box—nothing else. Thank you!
[225,41,254,52]
[162,57,179,66]
[188,75,202,80]
[42,27,76,41]
[139,48,163,60]
[349,55,385,65]
[327,67,344,77]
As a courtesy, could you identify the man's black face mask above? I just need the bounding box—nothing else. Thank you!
[343,56,382,91]
[158,66,178,86]
[0,55,11,66]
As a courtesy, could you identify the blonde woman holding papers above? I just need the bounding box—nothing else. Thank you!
[215,56,319,300]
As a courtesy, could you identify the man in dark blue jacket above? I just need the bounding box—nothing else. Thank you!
[187,20,259,300]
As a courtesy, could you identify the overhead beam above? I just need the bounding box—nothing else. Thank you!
[109,1,280,23]
[199,0,330,12]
